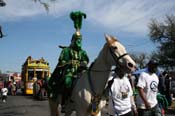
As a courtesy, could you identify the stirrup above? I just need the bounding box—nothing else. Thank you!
[90,96,100,115]
[91,103,99,115]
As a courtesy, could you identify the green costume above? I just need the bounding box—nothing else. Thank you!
[48,11,89,103]
[58,33,89,88]
[59,11,88,88]
[48,33,89,101]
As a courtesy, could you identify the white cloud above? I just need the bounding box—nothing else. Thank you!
[85,0,175,34]
[0,0,175,34]
[0,0,44,21]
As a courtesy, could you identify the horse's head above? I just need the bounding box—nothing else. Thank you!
[105,34,136,72]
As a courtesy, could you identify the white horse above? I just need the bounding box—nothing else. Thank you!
[49,34,136,116]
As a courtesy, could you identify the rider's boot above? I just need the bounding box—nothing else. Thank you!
[61,87,72,113]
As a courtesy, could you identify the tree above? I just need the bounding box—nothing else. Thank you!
[0,25,5,38]
[0,0,6,38]
[0,0,56,39]
[130,52,149,69]
[148,15,175,70]
[33,0,56,12]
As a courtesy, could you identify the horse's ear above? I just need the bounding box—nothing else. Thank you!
[105,34,116,45]
[104,34,110,40]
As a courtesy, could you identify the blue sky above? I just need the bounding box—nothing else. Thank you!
[0,0,175,73]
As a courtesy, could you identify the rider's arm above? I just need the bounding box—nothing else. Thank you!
[58,48,71,65]
[80,50,89,65]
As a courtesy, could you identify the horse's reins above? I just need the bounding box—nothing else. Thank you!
[56,46,129,72]
[87,47,129,115]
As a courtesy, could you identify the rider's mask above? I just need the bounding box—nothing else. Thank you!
[71,32,82,50]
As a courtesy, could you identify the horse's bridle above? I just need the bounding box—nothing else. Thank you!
[109,46,129,68]
[88,47,129,73]
[87,46,130,115]
[87,46,129,95]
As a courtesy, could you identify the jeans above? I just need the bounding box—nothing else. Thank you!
[138,104,162,116]
[110,111,133,116]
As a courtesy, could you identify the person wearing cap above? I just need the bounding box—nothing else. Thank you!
[107,70,138,116]
[136,60,161,116]
[162,71,172,106]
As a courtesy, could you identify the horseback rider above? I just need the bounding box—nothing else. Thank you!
[48,31,89,113]
[60,31,89,104]
[48,11,89,114]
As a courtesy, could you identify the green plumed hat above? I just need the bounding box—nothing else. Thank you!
[70,11,86,31]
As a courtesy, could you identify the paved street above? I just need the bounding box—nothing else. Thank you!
[0,95,174,116]
[0,96,50,116]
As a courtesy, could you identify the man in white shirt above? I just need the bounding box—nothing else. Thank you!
[1,87,8,103]
[108,70,137,116]
[136,60,161,116]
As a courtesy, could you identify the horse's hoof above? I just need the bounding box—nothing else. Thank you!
[61,109,66,113]
[61,106,66,113]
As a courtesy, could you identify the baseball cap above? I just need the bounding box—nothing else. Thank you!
[147,60,159,65]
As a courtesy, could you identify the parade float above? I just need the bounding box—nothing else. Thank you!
[21,56,50,99]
